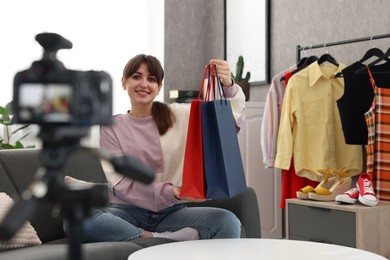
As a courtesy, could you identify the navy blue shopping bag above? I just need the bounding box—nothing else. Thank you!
[201,64,247,199]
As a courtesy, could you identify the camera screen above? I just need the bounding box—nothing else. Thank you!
[18,83,73,123]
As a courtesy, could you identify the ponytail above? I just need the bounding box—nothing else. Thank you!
[152,101,175,135]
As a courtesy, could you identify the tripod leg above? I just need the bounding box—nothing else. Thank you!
[65,208,85,260]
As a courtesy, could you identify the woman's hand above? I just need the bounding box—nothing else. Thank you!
[173,186,207,203]
[210,59,233,87]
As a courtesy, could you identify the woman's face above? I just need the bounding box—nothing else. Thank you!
[122,62,162,105]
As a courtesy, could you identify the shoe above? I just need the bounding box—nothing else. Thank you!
[335,187,359,204]
[356,173,378,207]
[296,185,315,199]
[296,169,335,199]
[309,167,352,201]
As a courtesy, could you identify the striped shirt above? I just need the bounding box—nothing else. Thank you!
[260,66,296,168]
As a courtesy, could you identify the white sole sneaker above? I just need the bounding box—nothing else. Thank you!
[358,194,378,207]
[335,188,359,204]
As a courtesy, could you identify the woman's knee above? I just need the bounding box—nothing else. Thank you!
[216,209,241,238]
[80,210,143,242]
[198,208,241,239]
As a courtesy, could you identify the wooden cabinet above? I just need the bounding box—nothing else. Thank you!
[286,198,390,258]
[238,102,282,239]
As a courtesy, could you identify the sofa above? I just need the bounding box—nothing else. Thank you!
[0,148,261,260]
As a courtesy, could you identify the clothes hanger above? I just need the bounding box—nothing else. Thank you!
[366,47,390,67]
[355,47,390,75]
[335,38,386,78]
[317,43,339,66]
[358,36,386,63]
[318,53,339,66]
[290,55,318,77]
[281,46,318,81]
[358,47,385,63]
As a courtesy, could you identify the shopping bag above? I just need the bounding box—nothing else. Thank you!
[202,64,247,199]
[180,69,209,199]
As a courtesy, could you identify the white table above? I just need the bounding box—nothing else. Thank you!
[128,239,388,260]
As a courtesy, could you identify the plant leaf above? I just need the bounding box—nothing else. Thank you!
[0,103,12,123]
[14,141,24,149]
[0,143,15,149]
[5,101,13,116]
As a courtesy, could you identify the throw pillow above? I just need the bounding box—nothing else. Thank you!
[0,192,42,251]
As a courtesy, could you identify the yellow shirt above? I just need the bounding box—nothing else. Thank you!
[274,62,362,181]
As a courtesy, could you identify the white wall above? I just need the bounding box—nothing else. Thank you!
[0,0,164,147]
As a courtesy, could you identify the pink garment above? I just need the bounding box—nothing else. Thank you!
[100,114,181,212]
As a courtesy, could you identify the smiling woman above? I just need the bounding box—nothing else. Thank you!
[0,0,164,115]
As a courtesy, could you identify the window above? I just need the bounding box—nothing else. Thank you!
[0,0,164,115]
[225,0,270,85]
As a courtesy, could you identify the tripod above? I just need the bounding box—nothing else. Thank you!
[0,126,154,260]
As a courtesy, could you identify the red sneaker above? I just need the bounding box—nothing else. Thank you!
[356,173,378,207]
[335,188,359,204]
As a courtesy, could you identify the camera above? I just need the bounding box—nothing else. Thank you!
[12,32,113,126]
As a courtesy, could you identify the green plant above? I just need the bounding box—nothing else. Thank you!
[231,55,251,83]
[0,101,35,149]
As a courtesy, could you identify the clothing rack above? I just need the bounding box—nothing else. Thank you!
[296,33,390,62]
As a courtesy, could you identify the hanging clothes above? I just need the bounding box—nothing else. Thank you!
[275,61,363,181]
[365,67,390,201]
[279,71,317,208]
[261,66,317,208]
[337,61,390,145]
[261,65,296,168]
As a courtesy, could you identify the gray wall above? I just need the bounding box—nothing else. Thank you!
[164,0,224,102]
[257,0,390,101]
[165,0,390,102]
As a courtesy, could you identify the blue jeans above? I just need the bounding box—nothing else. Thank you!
[69,203,241,242]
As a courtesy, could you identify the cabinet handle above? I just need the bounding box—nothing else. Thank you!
[309,238,332,244]
[308,206,330,211]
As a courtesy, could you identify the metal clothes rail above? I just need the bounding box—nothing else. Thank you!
[296,33,390,62]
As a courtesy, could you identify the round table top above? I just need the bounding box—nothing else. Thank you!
[128,238,387,260]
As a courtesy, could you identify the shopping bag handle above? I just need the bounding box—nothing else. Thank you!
[200,64,214,101]
[212,64,227,104]
[198,64,211,100]
[198,64,228,105]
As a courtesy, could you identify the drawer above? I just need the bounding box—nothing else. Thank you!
[288,203,356,247]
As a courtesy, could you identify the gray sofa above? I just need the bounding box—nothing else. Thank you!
[0,148,261,260]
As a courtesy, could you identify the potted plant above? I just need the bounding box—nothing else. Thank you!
[231,55,251,101]
[0,101,35,149]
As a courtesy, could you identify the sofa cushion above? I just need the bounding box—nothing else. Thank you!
[0,192,42,251]
[0,148,109,244]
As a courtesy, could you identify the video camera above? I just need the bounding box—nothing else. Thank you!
[13,32,112,126]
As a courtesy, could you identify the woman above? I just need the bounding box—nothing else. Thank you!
[83,54,246,242]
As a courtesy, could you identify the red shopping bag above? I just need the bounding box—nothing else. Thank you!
[179,67,210,199]
[180,99,206,198]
